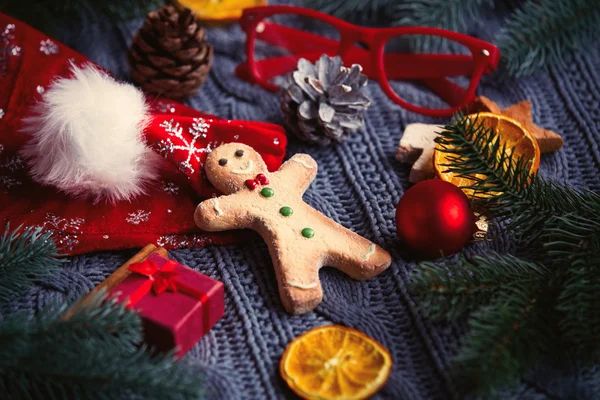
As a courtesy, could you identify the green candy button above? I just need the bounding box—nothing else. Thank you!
[301,228,314,238]
[280,206,293,216]
[260,187,274,198]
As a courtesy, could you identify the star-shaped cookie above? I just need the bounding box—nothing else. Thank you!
[396,96,564,183]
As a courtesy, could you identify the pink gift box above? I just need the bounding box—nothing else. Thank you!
[110,253,224,357]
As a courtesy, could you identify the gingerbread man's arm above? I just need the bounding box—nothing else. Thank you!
[276,154,318,193]
[194,194,252,232]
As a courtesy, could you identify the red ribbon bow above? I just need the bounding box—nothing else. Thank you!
[245,173,269,190]
[128,259,182,295]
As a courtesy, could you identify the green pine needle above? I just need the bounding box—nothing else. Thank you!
[0,295,203,400]
[0,225,64,304]
[394,0,490,31]
[307,0,600,76]
[434,114,534,204]
[435,115,600,242]
[0,0,164,35]
[497,0,600,76]
[303,0,397,24]
[409,115,600,394]
[558,264,600,360]
[455,283,557,394]
[410,254,550,321]
[543,215,600,358]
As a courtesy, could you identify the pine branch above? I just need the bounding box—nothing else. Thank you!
[414,115,600,394]
[508,180,600,243]
[497,0,600,76]
[454,282,557,395]
[543,215,600,358]
[0,225,64,304]
[0,295,203,400]
[435,115,533,198]
[558,265,600,360]
[303,0,397,24]
[410,254,549,320]
[393,0,489,31]
[541,214,600,265]
[0,0,164,35]
[435,116,600,242]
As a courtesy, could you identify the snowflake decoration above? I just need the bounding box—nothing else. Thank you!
[39,39,59,55]
[162,181,179,195]
[40,213,85,251]
[126,210,151,225]
[0,144,24,191]
[3,24,14,36]
[157,118,213,175]
[0,109,4,119]
[156,234,213,250]
[2,155,25,172]
[0,175,21,190]
[1,24,21,76]
[155,101,176,114]
[190,234,213,248]
[156,234,184,249]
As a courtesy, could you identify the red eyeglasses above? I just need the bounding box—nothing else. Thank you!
[235,5,500,117]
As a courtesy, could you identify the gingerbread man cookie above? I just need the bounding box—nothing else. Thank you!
[194,143,392,315]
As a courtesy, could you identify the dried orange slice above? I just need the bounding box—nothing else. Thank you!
[174,0,267,23]
[434,112,540,197]
[280,325,392,400]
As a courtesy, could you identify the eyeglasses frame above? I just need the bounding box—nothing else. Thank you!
[236,5,500,117]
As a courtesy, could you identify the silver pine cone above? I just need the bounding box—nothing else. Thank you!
[281,55,371,146]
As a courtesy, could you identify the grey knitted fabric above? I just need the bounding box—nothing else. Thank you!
[5,2,600,399]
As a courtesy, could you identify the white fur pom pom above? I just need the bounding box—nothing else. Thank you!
[20,63,161,202]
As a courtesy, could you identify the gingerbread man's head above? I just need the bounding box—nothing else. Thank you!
[205,143,269,194]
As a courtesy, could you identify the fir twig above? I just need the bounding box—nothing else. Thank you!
[497,0,600,76]
[394,0,490,31]
[303,0,397,24]
[455,283,557,394]
[0,0,164,35]
[410,114,600,394]
[434,114,534,203]
[0,295,203,400]
[410,254,550,320]
[435,115,600,242]
[543,215,600,358]
[306,0,600,76]
[0,225,64,304]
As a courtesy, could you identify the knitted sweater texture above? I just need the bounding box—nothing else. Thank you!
[5,1,600,399]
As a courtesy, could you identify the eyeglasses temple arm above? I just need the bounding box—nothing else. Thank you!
[256,21,339,54]
[255,22,474,76]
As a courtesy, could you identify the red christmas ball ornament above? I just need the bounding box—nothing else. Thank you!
[395,180,476,258]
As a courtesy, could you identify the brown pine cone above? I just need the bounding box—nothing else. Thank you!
[128,5,213,100]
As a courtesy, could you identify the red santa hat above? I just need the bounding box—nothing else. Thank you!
[0,12,286,254]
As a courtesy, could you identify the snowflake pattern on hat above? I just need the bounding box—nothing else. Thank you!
[39,39,59,55]
[126,210,151,225]
[157,118,220,175]
[0,12,287,254]
[28,213,86,252]
[1,24,21,76]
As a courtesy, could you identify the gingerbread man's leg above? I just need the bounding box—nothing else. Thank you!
[324,228,392,280]
[268,248,323,315]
